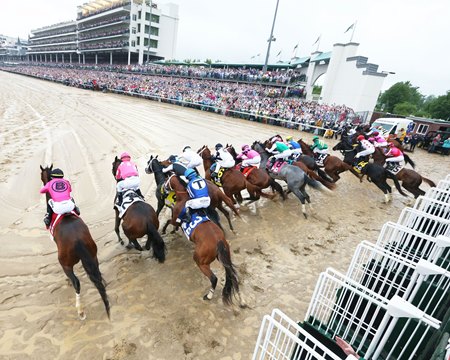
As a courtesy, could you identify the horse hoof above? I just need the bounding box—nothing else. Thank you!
[125,243,134,250]
[78,311,86,321]
[203,294,211,301]
[303,213,308,219]
[119,240,124,246]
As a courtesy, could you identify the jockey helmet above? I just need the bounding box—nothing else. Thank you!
[368,137,375,142]
[215,143,223,151]
[241,144,250,151]
[182,146,191,152]
[120,151,131,160]
[168,155,177,163]
[372,131,379,136]
[357,135,365,141]
[184,168,197,180]
[50,168,64,178]
[312,136,319,142]
[286,135,293,141]
[388,142,395,147]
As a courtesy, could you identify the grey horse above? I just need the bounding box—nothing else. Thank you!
[252,141,330,218]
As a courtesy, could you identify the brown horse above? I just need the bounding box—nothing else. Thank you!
[371,148,436,198]
[145,155,240,233]
[225,144,286,200]
[40,165,110,320]
[197,145,263,205]
[298,139,360,182]
[165,174,240,305]
[111,157,166,260]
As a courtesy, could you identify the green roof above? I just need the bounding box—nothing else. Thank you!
[311,51,332,63]
[290,57,310,66]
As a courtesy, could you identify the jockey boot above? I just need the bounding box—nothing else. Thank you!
[135,188,144,199]
[74,206,80,215]
[184,208,192,224]
[43,213,51,228]
[117,191,124,205]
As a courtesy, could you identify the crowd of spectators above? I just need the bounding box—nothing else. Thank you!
[1,64,359,131]
[27,44,77,53]
[78,0,131,20]
[78,15,130,31]
[79,27,129,41]
[78,40,129,50]
[29,35,77,46]
[30,24,76,39]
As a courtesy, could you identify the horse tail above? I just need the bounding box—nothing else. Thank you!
[403,154,416,168]
[75,241,110,319]
[270,178,286,200]
[385,171,408,197]
[421,176,436,188]
[217,240,239,306]
[304,173,332,193]
[219,191,240,218]
[146,222,166,263]
[308,169,336,191]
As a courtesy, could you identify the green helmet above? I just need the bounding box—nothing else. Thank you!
[312,136,319,141]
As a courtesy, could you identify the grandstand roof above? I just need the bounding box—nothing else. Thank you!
[290,56,310,66]
[310,51,332,63]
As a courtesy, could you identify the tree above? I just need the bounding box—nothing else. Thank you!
[205,58,212,65]
[426,91,450,120]
[312,85,322,95]
[378,82,423,113]
[393,102,417,116]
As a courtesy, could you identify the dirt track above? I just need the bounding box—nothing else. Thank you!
[0,71,448,359]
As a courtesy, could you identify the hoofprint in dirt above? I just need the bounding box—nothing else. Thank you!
[0,71,447,359]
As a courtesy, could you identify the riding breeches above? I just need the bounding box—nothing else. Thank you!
[187,158,202,169]
[242,156,261,167]
[49,199,75,214]
[185,197,211,210]
[291,148,302,156]
[117,176,140,192]
[274,150,293,160]
[356,148,375,158]
[385,155,404,163]
[313,148,328,155]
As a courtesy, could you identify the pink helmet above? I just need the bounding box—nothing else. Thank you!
[242,144,250,151]
[372,131,379,136]
[368,137,375,142]
[120,151,131,160]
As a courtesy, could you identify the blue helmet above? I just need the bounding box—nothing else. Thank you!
[168,155,177,163]
[215,143,223,151]
[184,168,197,180]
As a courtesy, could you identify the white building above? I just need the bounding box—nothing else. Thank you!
[27,0,179,65]
[0,35,28,62]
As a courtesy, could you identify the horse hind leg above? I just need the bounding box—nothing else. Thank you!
[288,184,307,218]
[114,211,124,246]
[127,238,143,251]
[62,266,86,320]
[195,259,218,301]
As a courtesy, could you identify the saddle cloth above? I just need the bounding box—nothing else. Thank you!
[315,154,329,167]
[115,189,144,218]
[49,211,79,238]
[210,163,226,187]
[266,159,286,174]
[385,162,404,175]
[181,213,210,240]
[236,164,257,178]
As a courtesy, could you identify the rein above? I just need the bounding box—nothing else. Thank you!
[198,146,208,156]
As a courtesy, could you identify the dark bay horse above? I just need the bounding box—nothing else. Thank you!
[165,174,241,305]
[225,144,286,200]
[298,139,360,182]
[145,155,240,233]
[332,141,408,203]
[40,165,110,320]
[111,157,166,261]
[252,141,330,218]
[197,145,263,205]
[371,148,436,198]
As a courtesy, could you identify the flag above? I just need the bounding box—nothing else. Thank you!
[344,23,355,33]
[257,53,261,57]
[251,55,255,59]
[293,44,298,50]
[276,50,282,57]
[312,36,320,46]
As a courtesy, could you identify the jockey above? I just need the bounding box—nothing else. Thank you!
[310,136,328,165]
[236,144,261,168]
[176,168,211,224]
[211,143,235,179]
[355,135,375,161]
[115,152,143,203]
[285,135,302,158]
[267,138,292,162]
[40,168,80,228]
[372,131,388,147]
[178,145,202,171]
[162,155,188,177]
[385,142,404,168]
[269,134,283,144]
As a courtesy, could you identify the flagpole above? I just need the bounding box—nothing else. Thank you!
[350,20,357,42]
[316,35,321,52]
[263,0,280,72]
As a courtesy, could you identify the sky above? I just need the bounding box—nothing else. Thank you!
[1,0,449,96]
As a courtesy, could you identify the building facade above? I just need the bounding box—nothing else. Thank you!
[27,0,178,65]
[0,35,28,62]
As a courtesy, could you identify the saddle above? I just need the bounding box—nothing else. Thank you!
[210,164,226,186]
[237,165,257,178]
[266,159,286,174]
[114,189,144,218]
[181,213,210,239]
[314,154,329,167]
[353,160,369,174]
[49,211,79,237]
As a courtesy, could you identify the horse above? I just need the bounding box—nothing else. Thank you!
[252,141,330,218]
[197,145,263,205]
[352,125,407,154]
[298,139,360,182]
[111,157,166,261]
[145,155,240,233]
[332,141,408,203]
[164,173,240,305]
[225,144,286,200]
[40,165,110,320]
[370,148,436,198]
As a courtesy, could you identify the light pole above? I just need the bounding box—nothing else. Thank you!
[146,0,153,63]
[263,0,280,73]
